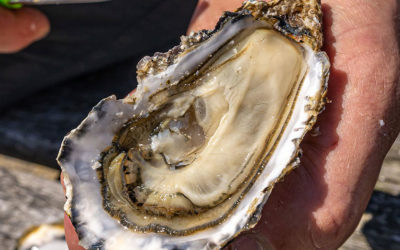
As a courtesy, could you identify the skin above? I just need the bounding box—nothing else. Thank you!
[62,0,400,249]
[0,6,49,53]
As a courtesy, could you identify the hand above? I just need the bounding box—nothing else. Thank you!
[190,0,399,249]
[65,0,400,249]
[0,7,49,53]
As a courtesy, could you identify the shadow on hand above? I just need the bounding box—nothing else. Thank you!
[225,4,349,249]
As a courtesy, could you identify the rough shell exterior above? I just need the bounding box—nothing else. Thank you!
[136,0,323,82]
[57,0,329,249]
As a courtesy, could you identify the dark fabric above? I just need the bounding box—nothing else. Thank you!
[0,0,197,167]
[0,57,142,167]
[0,0,197,109]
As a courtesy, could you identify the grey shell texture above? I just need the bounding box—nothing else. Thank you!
[57,0,329,249]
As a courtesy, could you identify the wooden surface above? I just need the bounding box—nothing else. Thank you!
[0,137,399,250]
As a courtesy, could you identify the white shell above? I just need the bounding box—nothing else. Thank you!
[57,1,330,249]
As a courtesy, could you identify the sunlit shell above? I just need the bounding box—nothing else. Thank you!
[57,0,329,249]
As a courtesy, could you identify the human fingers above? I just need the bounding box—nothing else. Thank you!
[0,7,49,53]
[299,0,400,246]
[187,0,244,33]
[188,0,400,249]
[61,173,86,250]
[250,0,400,249]
[64,213,86,250]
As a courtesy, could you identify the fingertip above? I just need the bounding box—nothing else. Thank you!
[187,0,244,33]
[16,7,50,41]
[0,7,50,53]
[64,213,86,250]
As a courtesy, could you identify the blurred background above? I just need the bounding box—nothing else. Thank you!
[0,1,399,249]
[0,89,398,249]
[0,1,198,249]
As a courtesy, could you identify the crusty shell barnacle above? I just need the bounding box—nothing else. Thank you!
[57,0,330,249]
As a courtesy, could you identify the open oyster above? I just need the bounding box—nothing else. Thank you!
[57,0,329,249]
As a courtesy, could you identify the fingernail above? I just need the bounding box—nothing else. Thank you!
[32,16,50,41]
[22,8,50,41]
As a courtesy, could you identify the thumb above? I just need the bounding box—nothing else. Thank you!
[0,7,50,53]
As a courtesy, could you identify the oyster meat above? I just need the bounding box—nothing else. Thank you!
[57,0,330,249]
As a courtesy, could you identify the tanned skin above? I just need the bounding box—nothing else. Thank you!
[0,7,49,53]
[58,0,399,249]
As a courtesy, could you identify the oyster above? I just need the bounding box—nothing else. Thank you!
[57,0,330,249]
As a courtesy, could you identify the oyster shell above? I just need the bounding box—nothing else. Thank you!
[57,0,330,249]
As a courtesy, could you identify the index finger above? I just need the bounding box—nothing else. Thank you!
[0,7,49,53]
